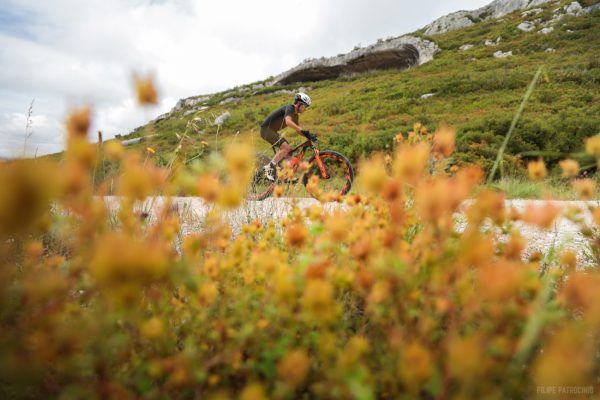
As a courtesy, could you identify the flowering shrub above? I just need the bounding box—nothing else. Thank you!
[1,109,599,399]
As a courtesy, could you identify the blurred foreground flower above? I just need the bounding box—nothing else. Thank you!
[432,125,456,158]
[134,73,159,105]
[559,159,580,178]
[65,106,91,138]
[572,179,596,200]
[585,135,600,158]
[527,158,547,180]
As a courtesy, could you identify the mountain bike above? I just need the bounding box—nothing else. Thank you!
[247,133,355,201]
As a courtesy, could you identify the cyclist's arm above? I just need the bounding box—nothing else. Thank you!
[285,116,303,135]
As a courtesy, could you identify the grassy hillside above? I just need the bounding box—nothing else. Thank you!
[113,1,599,179]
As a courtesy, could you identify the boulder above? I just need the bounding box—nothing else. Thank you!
[214,112,231,126]
[273,35,439,85]
[565,1,583,15]
[152,112,171,123]
[460,44,475,51]
[545,48,556,52]
[421,93,436,99]
[122,137,143,146]
[219,97,241,105]
[539,27,554,34]
[518,21,536,31]
[584,3,600,14]
[493,50,513,58]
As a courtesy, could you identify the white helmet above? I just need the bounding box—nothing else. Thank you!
[294,92,311,107]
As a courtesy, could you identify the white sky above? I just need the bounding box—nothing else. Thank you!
[0,0,491,157]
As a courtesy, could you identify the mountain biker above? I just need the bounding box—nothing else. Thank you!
[260,92,316,182]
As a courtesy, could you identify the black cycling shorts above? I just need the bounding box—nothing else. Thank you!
[260,126,288,147]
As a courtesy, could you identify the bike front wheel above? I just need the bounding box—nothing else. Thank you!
[302,150,354,198]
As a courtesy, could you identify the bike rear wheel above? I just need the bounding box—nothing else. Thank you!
[302,151,354,198]
[246,153,275,201]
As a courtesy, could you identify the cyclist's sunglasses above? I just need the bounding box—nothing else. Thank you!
[300,102,310,108]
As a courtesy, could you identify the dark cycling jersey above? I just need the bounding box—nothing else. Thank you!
[260,104,298,132]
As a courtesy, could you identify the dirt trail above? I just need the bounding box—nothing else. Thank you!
[103,197,599,267]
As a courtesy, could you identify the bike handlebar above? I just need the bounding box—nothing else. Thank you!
[302,130,318,143]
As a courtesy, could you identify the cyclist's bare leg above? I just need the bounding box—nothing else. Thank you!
[272,142,291,166]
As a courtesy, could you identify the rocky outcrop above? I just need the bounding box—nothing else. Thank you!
[273,35,438,85]
[424,0,552,35]
[174,95,212,111]
[424,11,475,35]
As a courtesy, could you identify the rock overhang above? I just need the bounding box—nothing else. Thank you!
[273,36,439,85]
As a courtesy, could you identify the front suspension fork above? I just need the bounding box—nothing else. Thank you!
[314,150,330,179]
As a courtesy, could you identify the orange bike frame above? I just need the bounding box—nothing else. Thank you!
[286,141,329,180]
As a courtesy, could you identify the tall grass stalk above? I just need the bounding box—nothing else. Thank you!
[22,98,35,157]
[512,272,555,366]
[487,67,545,183]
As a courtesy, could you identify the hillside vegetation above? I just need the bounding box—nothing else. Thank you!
[117,0,599,177]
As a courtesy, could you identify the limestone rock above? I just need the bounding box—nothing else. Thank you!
[528,0,550,6]
[485,37,502,46]
[460,44,475,51]
[273,35,439,85]
[273,90,294,96]
[122,137,143,146]
[219,97,241,105]
[539,27,554,34]
[424,11,474,35]
[545,48,556,52]
[522,8,543,17]
[152,112,171,123]
[424,0,552,35]
[564,1,583,16]
[174,95,211,111]
[518,21,536,31]
[421,93,436,99]
[183,106,208,117]
[584,3,600,14]
[214,112,231,126]
[494,50,513,58]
